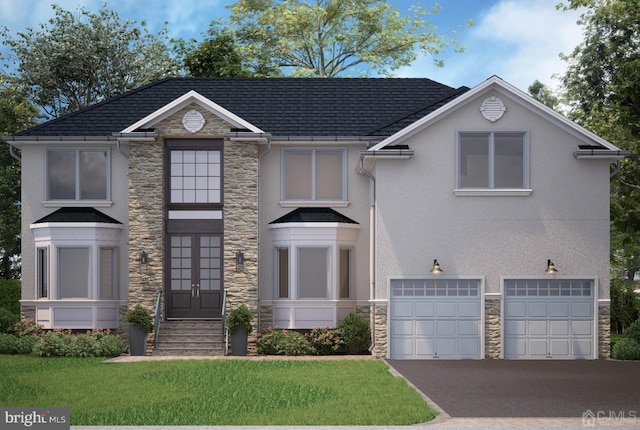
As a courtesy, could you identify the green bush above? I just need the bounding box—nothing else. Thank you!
[0,333,18,354]
[0,308,19,333]
[622,319,640,344]
[32,329,125,357]
[305,327,344,355]
[97,334,126,357]
[610,279,640,333]
[12,319,44,337]
[33,331,72,357]
[16,335,39,355]
[612,337,640,360]
[337,313,371,354]
[0,279,20,316]
[257,327,312,356]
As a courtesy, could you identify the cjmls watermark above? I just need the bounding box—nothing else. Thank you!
[1,407,69,429]
[583,409,638,427]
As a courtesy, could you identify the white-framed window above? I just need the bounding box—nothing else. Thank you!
[99,248,118,300]
[58,247,90,299]
[37,247,49,299]
[276,247,289,299]
[281,148,347,202]
[339,248,353,299]
[457,131,529,191]
[46,149,110,200]
[297,247,329,299]
[170,149,221,204]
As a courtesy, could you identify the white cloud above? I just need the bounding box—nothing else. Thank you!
[399,0,585,92]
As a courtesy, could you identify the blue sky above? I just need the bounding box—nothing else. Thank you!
[0,0,585,92]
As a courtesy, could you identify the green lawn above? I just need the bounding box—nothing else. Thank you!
[0,355,436,426]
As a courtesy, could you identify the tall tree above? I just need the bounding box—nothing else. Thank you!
[559,0,640,276]
[528,80,560,111]
[1,3,180,119]
[209,0,470,77]
[180,28,255,77]
[0,74,38,279]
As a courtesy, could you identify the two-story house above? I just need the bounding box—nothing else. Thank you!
[5,76,626,359]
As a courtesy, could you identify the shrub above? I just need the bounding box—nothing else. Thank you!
[16,335,39,355]
[0,279,21,316]
[0,308,19,334]
[33,331,72,357]
[97,334,125,357]
[226,304,253,335]
[622,319,640,344]
[305,327,344,355]
[126,304,153,334]
[12,319,44,337]
[257,327,311,356]
[32,329,124,357]
[337,313,371,354]
[0,333,18,354]
[612,337,640,360]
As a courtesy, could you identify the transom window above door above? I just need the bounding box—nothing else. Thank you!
[281,148,347,204]
[456,131,531,196]
[170,149,221,204]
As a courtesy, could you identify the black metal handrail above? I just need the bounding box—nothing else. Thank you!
[153,289,162,348]
[222,290,228,355]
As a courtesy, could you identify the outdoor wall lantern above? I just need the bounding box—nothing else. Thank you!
[140,251,148,265]
[545,259,558,275]
[431,259,443,275]
[235,251,245,272]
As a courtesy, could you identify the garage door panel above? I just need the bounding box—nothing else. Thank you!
[415,302,435,317]
[416,339,435,356]
[529,339,549,356]
[506,320,526,336]
[436,320,456,336]
[571,320,592,336]
[436,302,456,317]
[390,278,482,359]
[550,320,570,336]
[458,302,480,318]
[529,320,548,336]
[549,302,570,317]
[572,302,592,318]
[391,338,414,357]
[504,279,595,359]
[459,320,479,336]
[528,302,548,317]
[392,320,414,336]
[415,320,435,336]
[392,302,413,318]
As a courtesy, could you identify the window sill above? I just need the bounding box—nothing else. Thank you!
[279,200,349,208]
[454,189,533,197]
[44,200,113,208]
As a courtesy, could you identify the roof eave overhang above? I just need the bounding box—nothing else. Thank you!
[574,149,630,160]
[3,135,117,145]
[120,90,265,134]
[369,76,626,154]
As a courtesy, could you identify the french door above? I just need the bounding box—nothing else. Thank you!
[166,233,222,319]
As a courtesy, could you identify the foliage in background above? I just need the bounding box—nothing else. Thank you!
[0,279,20,315]
[528,79,561,111]
[195,0,472,77]
[610,279,640,333]
[336,312,371,354]
[1,3,180,120]
[611,319,640,360]
[0,308,19,334]
[559,0,640,276]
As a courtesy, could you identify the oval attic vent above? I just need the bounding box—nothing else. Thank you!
[182,110,206,133]
[480,96,506,122]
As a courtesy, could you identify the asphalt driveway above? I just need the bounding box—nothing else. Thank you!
[386,359,640,418]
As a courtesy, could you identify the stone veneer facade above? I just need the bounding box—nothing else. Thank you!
[125,104,260,353]
[485,297,501,358]
[598,304,611,359]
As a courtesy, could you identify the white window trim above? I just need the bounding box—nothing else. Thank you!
[45,148,111,202]
[455,131,530,195]
[280,147,348,204]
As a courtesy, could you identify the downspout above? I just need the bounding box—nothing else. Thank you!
[8,143,21,163]
[116,139,129,160]
[359,154,376,354]
[257,138,272,333]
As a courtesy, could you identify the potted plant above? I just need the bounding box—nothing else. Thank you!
[125,304,153,356]
[226,304,253,356]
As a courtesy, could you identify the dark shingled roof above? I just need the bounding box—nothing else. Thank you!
[34,207,122,224]
[270,207,358,224]
[15,78,469,138]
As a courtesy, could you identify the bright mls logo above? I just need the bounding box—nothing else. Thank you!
[2,408,69,429]
[583,409,637,426]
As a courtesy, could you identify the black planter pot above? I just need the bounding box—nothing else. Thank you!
[128,324,148,356]
[230,323,248,356]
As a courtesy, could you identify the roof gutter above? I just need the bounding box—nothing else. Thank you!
[574,149,630,160]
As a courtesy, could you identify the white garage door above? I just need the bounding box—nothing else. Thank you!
[390,278,482,359]
[504,279,595,359]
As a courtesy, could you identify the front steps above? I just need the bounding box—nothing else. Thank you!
[153,320,226,356]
